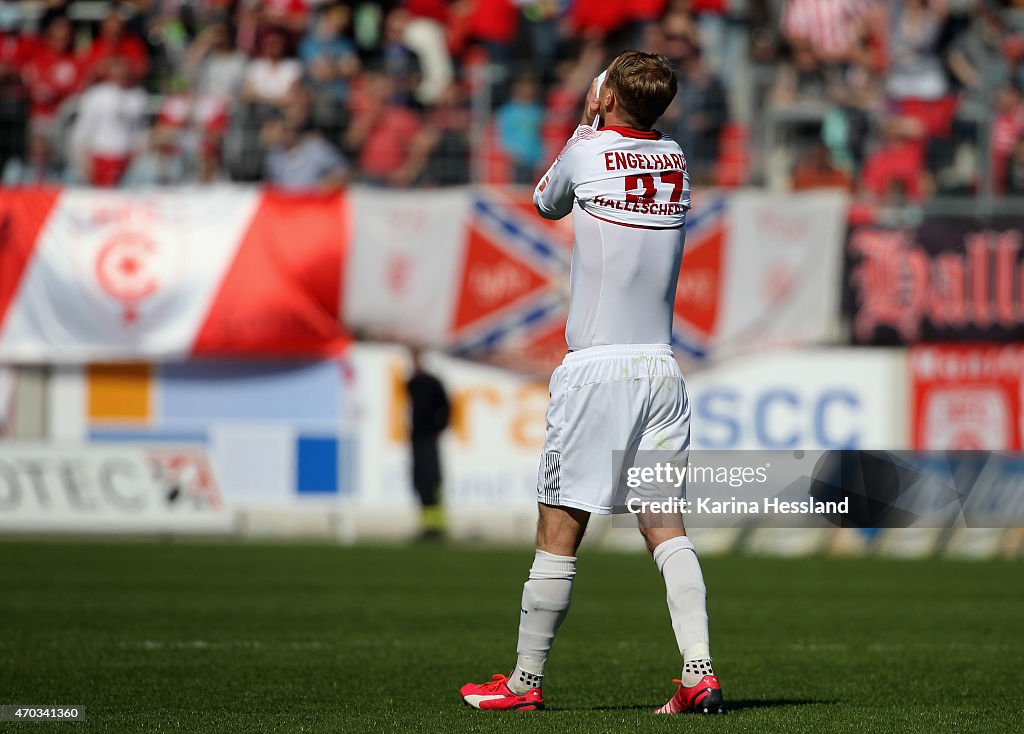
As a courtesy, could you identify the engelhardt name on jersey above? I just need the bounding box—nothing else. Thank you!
[533,124,691,229]
[532,124,692,350]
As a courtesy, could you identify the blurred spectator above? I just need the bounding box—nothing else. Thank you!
[0,0,1020,196]
[690,0,728,71]
[827,42,885,170]
[948,4,1014,121]
[2,129,65,185]
[990,83,1024,191]
[770,41,834,106]
[185,23,247,102]
[262,0,312,36]
[782,0,874,64]
[519,0,564,69]
[886,0,948,103]
[262,114,350,192]
[791,142,853,191]
[542,40,605,159]
[126,91,230,186]
[300,2,359,124]
[497,75,545,183]
[233,0,262,56]
[659,8,701,62]
[859,117,928,203]
[345,71,431,186]
[668,36,728,183]
[421,81,472,185]
[242,28,301,109]
[571,0,630,39]
[22,16,82,139]
[380,9,422,107]
[402,1,454,106]
[1004,134,1024,193]
[0,1,29,173]
[0,1,33,80]
[81,7,150,84]
[461,0,519,64]
[123,115,190,186]
[70,57,147,186]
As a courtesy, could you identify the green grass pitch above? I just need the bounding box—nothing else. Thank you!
[1,540,1022,733]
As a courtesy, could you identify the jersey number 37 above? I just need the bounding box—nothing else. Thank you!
[624,171,685,203]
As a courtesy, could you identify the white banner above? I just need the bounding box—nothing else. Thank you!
[715,190,847,356]
[687,348,908,450]
[0,367,13,436]
[0,444,231,533]
[344,189,469,345]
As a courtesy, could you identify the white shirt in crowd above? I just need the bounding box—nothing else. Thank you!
[244,58,302,103]
[533,124,692,351]
[70,81,148,159]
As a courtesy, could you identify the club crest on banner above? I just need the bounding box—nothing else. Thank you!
[68,194,185,328]
[95,231,162,323]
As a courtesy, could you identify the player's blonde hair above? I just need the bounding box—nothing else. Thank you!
[606,51,678,129]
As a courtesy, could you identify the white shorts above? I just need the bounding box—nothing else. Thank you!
[536,344,691,515]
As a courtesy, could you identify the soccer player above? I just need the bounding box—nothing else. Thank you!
[459,51,723,715]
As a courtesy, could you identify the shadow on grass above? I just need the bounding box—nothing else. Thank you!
[576,699,835,712]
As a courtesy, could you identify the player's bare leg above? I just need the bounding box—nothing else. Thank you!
[639,512,723,714]
[460,504,588,711]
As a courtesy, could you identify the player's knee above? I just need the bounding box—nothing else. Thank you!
[638,525,687,554]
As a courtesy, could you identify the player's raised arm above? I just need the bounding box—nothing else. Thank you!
[532,67,604,220]
[532,135,582,220]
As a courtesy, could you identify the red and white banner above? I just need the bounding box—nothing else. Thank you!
[716,190,847,356]
[1,187,847,371]
[344,189,473,345]
[345,188,849,374]
[0,188,349,362]
[910,345,1024,450]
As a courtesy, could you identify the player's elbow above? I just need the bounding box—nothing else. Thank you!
[534,204,562,220]
[533,196,568,220]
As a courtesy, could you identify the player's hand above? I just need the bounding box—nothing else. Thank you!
[581,76,601,126]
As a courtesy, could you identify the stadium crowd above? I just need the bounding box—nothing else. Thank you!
[1,0,1023,201]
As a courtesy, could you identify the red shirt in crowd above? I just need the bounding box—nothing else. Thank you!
[357,106,421,178]
[860,140,926,202]
[0,32,36,73]
[990,103,1024,193]
[405,0,449,24]
[630,0,670,21]
[466,0,518,43]
[80,34,149,81]
[572,0,630,35]
[262,0,312,26]
[22,44,84,120]
[691,0,727,13]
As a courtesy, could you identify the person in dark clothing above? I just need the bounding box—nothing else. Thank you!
[406,348,451,540]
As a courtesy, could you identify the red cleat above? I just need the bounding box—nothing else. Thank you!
[460,674,544,711]
[653,675,724,714]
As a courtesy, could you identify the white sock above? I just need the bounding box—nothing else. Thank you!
[653,536,713,686]
[508,550,576,694]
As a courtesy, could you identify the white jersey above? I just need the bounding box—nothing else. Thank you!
[533,124,691,350]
